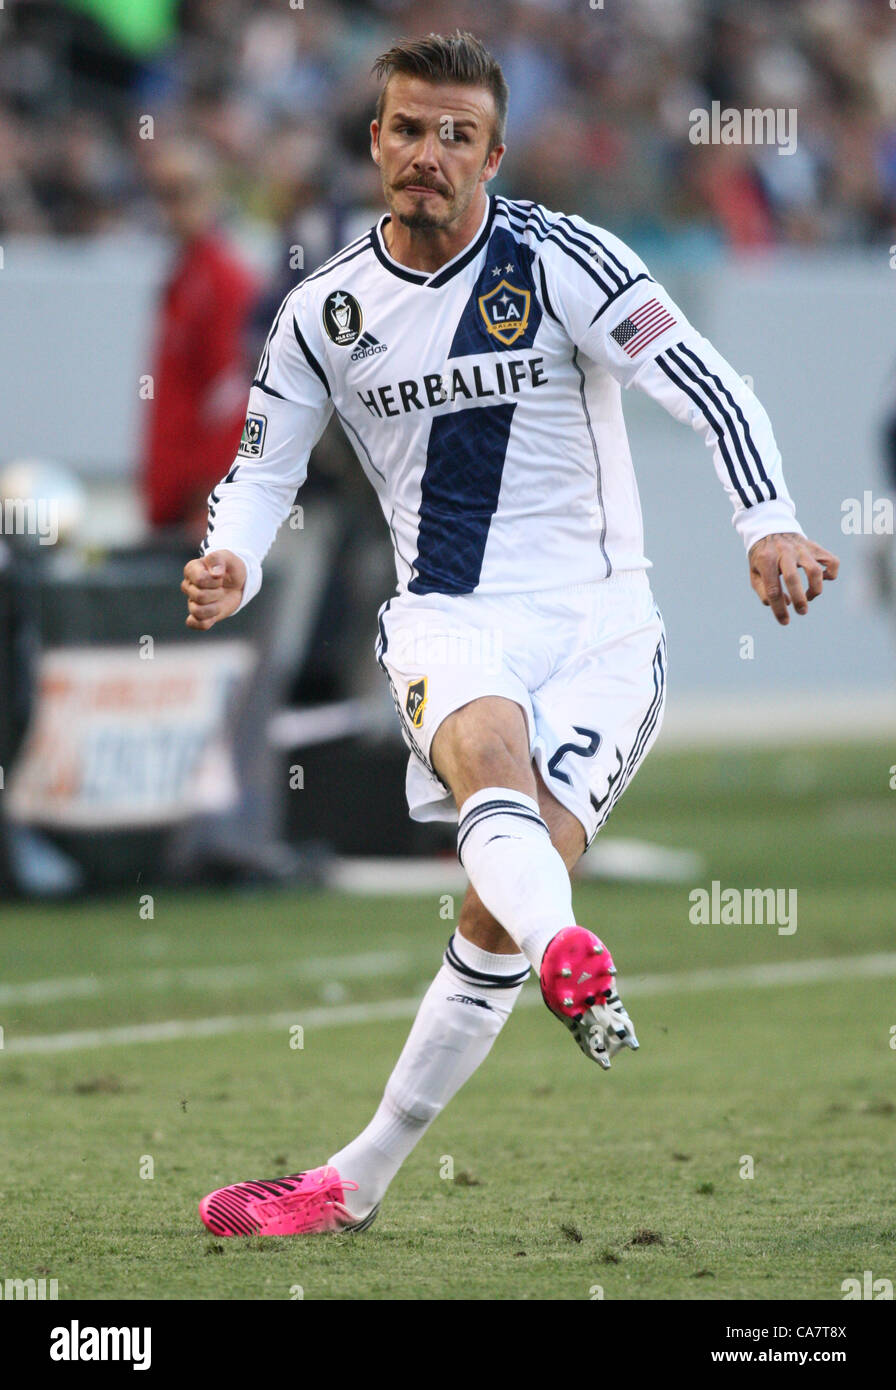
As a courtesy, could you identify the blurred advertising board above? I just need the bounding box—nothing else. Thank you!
[6,642,254,828]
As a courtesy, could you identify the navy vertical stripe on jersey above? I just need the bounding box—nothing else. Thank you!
[409,401,517,594]
[408,243,540,593]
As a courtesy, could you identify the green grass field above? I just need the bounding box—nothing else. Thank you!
[1,742,894,1300]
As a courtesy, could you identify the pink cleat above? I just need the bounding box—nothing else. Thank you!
[198,1165,378,1237]
[540,926,638,1069]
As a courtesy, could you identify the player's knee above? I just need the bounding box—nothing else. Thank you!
[438,711,530,800]
[472,735,526,788]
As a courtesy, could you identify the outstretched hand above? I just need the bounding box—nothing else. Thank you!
[748,532,839,625]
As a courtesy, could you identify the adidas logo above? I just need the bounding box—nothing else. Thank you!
[350,332,388,361]
[446,994,494,1012]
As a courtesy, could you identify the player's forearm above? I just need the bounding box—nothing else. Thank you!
[195,344,332,611]
[199,476,297,611]
[632,332,805,552]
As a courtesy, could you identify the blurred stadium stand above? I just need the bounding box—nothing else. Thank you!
[1,0,895,894]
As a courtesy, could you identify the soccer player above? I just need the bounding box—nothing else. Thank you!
[184,32,839,1238]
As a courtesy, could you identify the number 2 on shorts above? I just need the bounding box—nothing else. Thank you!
[547,726,601,785]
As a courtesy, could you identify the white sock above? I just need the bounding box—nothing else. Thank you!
[327,930,528,1219]
[456,786,575,971]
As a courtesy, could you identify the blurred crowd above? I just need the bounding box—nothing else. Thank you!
[3,0,896,893]
[1,0,896,254]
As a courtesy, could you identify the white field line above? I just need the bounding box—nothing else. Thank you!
[3,952,895,1057]
[0,950,416,1007]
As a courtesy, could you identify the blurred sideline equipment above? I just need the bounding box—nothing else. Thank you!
[0,447,334,891]
[0,459,88,894]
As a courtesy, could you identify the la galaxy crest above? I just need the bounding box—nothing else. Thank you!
[405,677,427,730]
[478,279,530,346]
[323,290,363,346]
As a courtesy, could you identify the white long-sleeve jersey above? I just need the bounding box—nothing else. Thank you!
[201,194,803,608]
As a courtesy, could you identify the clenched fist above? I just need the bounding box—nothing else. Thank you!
[181,550,247,631]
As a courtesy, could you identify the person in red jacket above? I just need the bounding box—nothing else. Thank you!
[140,140,319,886]
[142,140,257,538]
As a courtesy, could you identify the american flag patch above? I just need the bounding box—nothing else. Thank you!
[610,298,677,357]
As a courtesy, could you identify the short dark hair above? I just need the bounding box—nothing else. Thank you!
[372,30,508,151]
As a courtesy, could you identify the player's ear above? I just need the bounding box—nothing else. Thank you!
[370,121,381,165]
[481,144,505,185]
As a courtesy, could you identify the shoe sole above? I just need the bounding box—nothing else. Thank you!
[342,1204,380,1234]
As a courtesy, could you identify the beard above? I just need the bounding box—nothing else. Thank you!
[395,205,445,230]
[388,179,455,231]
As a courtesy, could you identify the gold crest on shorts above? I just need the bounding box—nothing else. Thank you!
[406,677,427,729]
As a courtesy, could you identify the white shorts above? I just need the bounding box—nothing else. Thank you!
[375,570,667,847]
